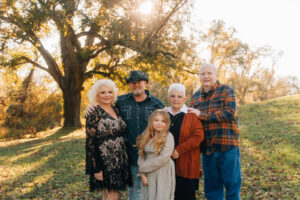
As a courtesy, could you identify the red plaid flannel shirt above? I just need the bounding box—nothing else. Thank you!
[190,81,239,155]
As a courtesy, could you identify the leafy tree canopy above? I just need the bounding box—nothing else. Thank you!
[0,0,200,126]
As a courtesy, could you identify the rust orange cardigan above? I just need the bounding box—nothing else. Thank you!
[175,113,204,179]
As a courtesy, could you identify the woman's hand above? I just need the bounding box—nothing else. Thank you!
[94,171,103,181]
[172,150,179,159]
[140,173,148,186]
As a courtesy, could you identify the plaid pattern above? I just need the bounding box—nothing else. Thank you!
[190,81,239,155]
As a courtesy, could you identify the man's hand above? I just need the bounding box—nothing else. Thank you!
[162,107,168,112]
[140,173,148,186]
[94,171,103,181]
[172,150,179,159]
[188,107,200,117]
[86,105,96,117]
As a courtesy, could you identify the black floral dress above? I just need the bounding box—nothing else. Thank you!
[85,105,130,191]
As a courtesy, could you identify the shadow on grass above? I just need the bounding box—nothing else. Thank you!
[0,127,79,165]
[0,128,106,200]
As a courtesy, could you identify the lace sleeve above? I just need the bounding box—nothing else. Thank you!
[85,110,103,174]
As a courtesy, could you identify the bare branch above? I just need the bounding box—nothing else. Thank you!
[143,0,187,46]
[17,56,49,72]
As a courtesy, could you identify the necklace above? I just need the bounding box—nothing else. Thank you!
[99,105,118,120]
[170,113,183,127]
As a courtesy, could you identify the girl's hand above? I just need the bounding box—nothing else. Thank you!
[94,171,103,181]
[140,173,148,186]
[172,150,179,159]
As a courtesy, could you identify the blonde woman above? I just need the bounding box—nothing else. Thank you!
[136,110,175,200]
[85,79,130,200]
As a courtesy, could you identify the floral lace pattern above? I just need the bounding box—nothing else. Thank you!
[85,105,130,191]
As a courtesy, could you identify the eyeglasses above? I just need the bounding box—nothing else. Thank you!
[169,95,184,99]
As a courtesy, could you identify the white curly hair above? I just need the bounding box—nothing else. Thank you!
[168,83,186,97]
[88,79,118,106]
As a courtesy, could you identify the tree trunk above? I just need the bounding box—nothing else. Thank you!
[60,27,85,127]
[62,85,82,127]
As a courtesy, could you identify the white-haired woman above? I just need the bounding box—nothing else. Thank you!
[85,79,130,200]
[167,83,204,200]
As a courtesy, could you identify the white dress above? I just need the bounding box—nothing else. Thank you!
[138,133,175,200]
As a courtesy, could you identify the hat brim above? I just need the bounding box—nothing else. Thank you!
[125,77,149,83]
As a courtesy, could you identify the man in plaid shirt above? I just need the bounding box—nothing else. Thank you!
[188,63,241,200]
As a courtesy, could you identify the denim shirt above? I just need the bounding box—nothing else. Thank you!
[116,90,164,165]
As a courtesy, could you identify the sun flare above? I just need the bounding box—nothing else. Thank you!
[138,1,153,15]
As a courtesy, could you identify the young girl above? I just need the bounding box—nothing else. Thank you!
[136,110,175,200]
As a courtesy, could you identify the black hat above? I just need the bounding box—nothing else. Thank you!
[124,70,149,83]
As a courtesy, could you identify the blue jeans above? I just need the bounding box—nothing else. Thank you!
[128,165,141,200]
[202,147,241,200]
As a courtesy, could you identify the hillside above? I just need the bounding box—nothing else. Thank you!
[238,94,300,199]
[0,95,299,199]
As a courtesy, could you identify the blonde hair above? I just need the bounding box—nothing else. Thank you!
[88,79,118,106]
[136,110,170,157]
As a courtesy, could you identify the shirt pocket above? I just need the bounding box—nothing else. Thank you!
[121,106,131,120]
[212,97,224,110]
[145,107,155,120]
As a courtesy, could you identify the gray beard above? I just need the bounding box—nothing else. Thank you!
[131,89,144,96]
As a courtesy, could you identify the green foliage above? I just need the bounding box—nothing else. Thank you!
[0,0,198,126]
[4,91,63,138]
[1,70,63,138]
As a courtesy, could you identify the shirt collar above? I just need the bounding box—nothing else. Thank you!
[167,104,187,116]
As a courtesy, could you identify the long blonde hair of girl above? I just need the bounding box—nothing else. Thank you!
[136,110,170,157]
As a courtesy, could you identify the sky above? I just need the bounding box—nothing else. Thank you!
[190,0,300,79]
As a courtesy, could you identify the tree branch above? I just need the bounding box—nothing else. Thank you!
[19,56,49,72]
[89,46,112,59]
[90,63,110,72]
[84,71,111,80]
[143,0,187,46]
[76,32,108,46]
[155,51,177,59]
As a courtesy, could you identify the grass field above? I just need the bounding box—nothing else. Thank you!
[0,95,299,199]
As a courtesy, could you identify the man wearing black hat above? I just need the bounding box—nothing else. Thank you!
[118,70,164,200]
[86,70,164,200]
